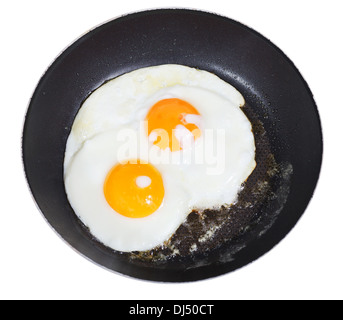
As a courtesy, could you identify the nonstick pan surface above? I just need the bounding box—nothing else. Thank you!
[22,9,322,282]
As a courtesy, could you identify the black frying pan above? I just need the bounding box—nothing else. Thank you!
[22,9,322,282]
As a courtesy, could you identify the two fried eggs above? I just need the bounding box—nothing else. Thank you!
[64,64,256,252]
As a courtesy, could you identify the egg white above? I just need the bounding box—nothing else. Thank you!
[64,64,256,253]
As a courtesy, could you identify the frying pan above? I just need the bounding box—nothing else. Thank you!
[22,9,322,282]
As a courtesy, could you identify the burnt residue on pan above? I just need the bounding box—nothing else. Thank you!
[74,100,293,269]
[124,102,293,267]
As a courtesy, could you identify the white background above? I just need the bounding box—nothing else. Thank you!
[1,0,342,300]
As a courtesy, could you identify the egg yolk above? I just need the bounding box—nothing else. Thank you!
[103,160,164,218]
[145,98,201,152]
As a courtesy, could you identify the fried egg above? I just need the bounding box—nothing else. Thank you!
[64,64,256,252]
[65,128,190,252]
